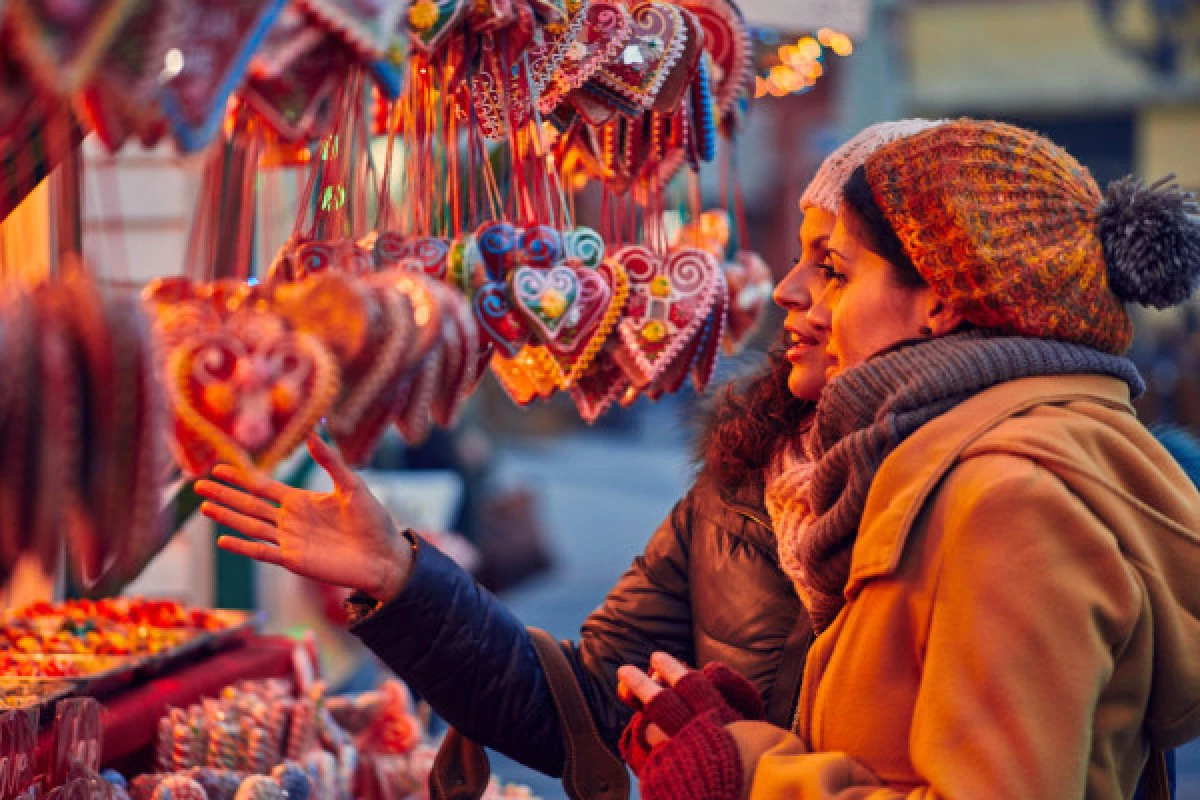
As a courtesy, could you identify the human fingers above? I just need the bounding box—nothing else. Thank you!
[201,502,281,545]
[649,652,691,688]
[306,434,358,491]
[216,535,285,567]
[211,464,290,504]
[195,480,279,524]
[617,665,664,709]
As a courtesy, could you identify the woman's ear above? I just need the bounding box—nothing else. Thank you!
[924,297,964,337]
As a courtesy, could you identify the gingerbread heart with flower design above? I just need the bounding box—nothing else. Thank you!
[538,0,632,114]
[510,261,614,358]
[592,1,694,112]
[612,245,721,388]
[166,313,339,476]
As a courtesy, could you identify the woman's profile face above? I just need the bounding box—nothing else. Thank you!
[807,214,937,380]
[772,207,837,401]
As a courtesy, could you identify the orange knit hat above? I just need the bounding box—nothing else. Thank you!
[860,119,1200,354]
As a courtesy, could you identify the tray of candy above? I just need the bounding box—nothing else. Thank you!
[135,610,264,676]
[0,653,140,695]
[0,679,76,711]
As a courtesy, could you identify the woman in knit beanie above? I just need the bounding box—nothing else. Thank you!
[618,119,1200,800]
[193,121,941,782]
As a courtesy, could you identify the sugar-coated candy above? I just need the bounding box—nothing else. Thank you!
[270,763,312,800]
[234,775,283,800]
[151,775,207,800]
[302,752,337,800]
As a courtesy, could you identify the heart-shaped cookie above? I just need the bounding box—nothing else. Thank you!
[538,0,631,114]
[328,287,417,465]
[166,318,339,476]
[376,234,452,280]
[592,2,687,112]
[430,284,480,427]
[562,226,606,268]
[511,262,614,361]
[679,0,750,117]
[722,250,772,355]
[474,281,530,357]
[612,245,721,388]
[555,257,628,385]
[518,224,565,268]
[476,221,520,280]
[568,342,629,423]
[691,269,725,392]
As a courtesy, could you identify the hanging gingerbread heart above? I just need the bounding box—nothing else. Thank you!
[295,0,409,63]
[723,250,771,354]
[476,221,521,280]
[591,2,687,112]
[517,224,565,268]
[407,0,467,54]
[473,281,530,357]
[511,262,612,358]
[6,0,139,96]
[470,54,535,140]
[328,287,418,465]
[430,283,480,427]
[649,5,704,114]
[690,270,725,392]
[157,0,287,152]
[378,235,452,280]
[523,2,587,100]
[554,256,627,385]
[167,314,340,476]
[612,245,721,388]
[562,226,605,268]
[0,292,38,574]
[538,0,631,114]
[679,0,750,118]
[568,342,629,423]
[393,349,441,444]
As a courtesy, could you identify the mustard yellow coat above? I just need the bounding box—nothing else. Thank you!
[728,375,1200,799]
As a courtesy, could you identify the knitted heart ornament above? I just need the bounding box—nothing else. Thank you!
[166,319,339,476]
[538,0,632,114]
[612,245,721,388]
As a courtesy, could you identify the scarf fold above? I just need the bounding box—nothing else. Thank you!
[766,332,1145,631]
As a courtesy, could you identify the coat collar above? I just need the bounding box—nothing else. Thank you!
[844,374,1135,597]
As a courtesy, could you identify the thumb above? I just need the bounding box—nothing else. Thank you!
[307,433,358,490]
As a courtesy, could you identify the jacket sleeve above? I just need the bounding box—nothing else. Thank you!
[351,486,701,776]
[731,456,1141,799]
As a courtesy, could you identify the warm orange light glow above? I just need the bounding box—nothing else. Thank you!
[830,33,854,56]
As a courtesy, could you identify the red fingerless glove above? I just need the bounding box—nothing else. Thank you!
[619,663,763,774]
[639,710,744,800]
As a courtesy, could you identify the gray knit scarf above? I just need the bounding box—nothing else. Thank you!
[795,331,1145,632]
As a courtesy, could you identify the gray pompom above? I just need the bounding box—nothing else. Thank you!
[1098,174,1200,309]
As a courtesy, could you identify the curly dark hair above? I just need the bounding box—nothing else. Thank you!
[695,350,816,489]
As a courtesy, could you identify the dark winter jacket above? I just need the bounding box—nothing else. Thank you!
[351,467,810,776]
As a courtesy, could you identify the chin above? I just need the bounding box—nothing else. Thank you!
[787,366,824,403]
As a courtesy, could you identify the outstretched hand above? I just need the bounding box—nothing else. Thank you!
[195,434,413,604]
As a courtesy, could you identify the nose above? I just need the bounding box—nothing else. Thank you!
[773,262,812,312]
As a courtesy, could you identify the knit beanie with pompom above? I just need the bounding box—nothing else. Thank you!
[858,118,1200,354]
